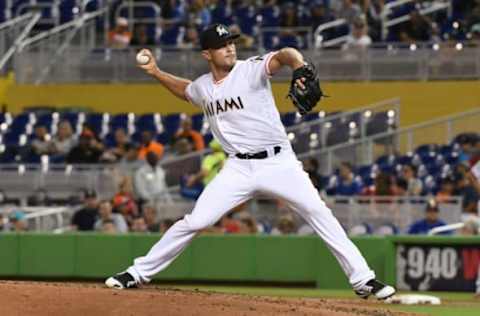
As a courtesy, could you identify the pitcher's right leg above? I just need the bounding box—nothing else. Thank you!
[106,159,253,289]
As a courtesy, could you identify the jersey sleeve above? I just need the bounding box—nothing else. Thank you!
[185,80,203,107]
[246,51,278,88]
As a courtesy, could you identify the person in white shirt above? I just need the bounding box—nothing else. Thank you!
[134,151,170,204]
[94,200,128,233]
[106,23,395,300]
[343,18,372,50]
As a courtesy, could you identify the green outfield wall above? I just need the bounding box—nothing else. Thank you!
[1,234,478,289]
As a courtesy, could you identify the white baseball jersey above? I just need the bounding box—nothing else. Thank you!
[185,52,291,155]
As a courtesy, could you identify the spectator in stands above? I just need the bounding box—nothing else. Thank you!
[50,120,76,159]
[131,24,155,46]
[172,137,194,156]
[362,172,393,196]
[8,210,27,232]
[108,17,132,49]
[173,116,205,152]
[102,219,118,234]
[280,2,298,28]
[30,124,51,156]
[436,177,456,203]
[391,178,408,196]
[131,216,149,233]
[178,26,200,49]
[302,157,324,192]
[185,140,226,188]
[112,177,139,224]
[189,0,212,29]
[228,24,254,49]
[454,173,479,215]
[81,123,104,150]
[142,203,160,232]
[408,200,449,235]
[66,133,103,164]
[399,9,432,43]
[334,162,363,196]
[271,213,297,235]
[458,133,479,164]
[343,17,372,50]
[138,131,164,160]
[117,143,142,178]
[400,164,423,195]
[362,0,385,41]
[160,218,175,233]
[334,0,363,25]
[94,200,128,233]
[310,2,336,35]
[27,188,52,206]
[134,151,170,204]
[70,189,98,231]
[102,128,131,162]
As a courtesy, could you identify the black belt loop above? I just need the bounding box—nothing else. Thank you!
[235,146,281,160]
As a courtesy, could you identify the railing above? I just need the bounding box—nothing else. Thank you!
[12,42,480,83]
[382,0,452,40]
[313,18,348,49]
[15,2,61,28]
[0,195,463,234]
[0,12,40,74]
[286,98,400,155]
[15,8,108,84]
[114,1,162,31]
[0,206,78,232]
[259,26,313,52]
[298,107,480,175]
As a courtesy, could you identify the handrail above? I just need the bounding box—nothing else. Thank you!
[313,18,347,48]
[0,12,41,70]
[428,222,465,235]
[20,8,107,49]
[322,35,351,48]
[287,97,400,132]
[384,1,451,28]
[384,0,414,13]
[0,12,34,31]
[298,107,480,160]
[114,1,162,25]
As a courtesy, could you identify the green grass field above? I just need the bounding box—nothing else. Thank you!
[162,285,480,316]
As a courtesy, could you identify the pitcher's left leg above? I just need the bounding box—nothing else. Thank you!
[257,156,374,290]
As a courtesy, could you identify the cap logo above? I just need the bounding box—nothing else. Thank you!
[216,25,228,37]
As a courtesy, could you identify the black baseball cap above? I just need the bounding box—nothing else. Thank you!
[200,24,240,50]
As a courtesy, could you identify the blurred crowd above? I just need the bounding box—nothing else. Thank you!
[106,0,480,50]
[1,128,478,236]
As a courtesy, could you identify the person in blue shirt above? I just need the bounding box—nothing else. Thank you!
[408,200,450,235]
[335,162,363,196]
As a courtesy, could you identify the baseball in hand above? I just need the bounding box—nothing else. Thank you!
[136,50,150,65]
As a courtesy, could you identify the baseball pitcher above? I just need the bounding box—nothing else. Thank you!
[106,24,395,300]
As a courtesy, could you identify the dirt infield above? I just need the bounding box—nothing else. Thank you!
[0,281,417,316]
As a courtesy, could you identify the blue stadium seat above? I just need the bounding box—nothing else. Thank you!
[211,1,234,25]
[281,112,298,127]
[234,4,258,36]
[110,113,131,131]
[162,113,181,138]
[191,113,204,132]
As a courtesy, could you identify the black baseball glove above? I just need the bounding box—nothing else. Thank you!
[287,62,326,116]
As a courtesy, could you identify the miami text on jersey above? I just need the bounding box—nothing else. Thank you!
[203,96,244,117]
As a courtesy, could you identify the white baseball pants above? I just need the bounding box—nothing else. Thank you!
[127,149,375,290]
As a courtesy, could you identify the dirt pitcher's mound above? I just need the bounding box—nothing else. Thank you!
[0,281,415,316]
